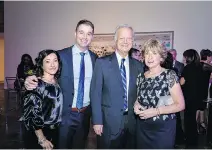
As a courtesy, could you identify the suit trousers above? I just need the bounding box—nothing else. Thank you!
[97,113,136,149]
[59,105,91,148]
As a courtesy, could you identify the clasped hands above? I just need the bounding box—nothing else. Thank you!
[134,100,158,119]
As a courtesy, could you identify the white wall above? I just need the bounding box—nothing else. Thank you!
[5,1,212,83]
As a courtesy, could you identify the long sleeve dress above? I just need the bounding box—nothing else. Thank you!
[20,79,63,149]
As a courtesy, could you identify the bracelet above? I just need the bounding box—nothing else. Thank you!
[38,136,47,145]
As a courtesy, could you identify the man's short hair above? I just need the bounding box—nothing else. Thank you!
[75,19,94,33]
[129,48,140,57]
[200,49,212,60]
[114,24,134,41]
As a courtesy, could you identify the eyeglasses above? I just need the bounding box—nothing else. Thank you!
[118,37,133,43]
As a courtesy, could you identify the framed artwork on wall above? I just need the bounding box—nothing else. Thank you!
[89,31,174,57]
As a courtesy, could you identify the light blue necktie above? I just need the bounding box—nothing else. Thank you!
[76,52,85,109]
[120,58,128,111]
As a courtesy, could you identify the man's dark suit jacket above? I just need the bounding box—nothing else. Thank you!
[90,52,144,142]
[58,45,97,122]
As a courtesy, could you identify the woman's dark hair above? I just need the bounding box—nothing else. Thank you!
[20,54,34,67]
[35,49,62,79]
[183,49,200,65]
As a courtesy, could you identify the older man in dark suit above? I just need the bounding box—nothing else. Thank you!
[90,24,144,149]
[169,49,184,78]
[24,19,97,149]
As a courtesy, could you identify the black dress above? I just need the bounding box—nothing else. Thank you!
[136,69,178,149]
[181,63,203,148]
[20,79,63,149]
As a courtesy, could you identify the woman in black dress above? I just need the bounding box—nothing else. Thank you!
[180,49,204,148]
[134,39,185,149]
[20,50,63,149]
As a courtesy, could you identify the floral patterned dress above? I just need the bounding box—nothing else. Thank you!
[136,69,178,149]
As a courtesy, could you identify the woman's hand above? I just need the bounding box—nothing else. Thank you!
[134,100,143,115]
[138,108,158,119]
[40,139,54,149]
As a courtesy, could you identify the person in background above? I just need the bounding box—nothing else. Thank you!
[20,49,63,149]
[91,24,144,148]
[24,19,97,148]
[196,49,212,134]
[207,82,212,147]
[180,49,203,148]
[134,39,185,149]
[169,49,184,78]
[129,47,142,61]
[15,54,35,89]
[129,47,148,71]
[161,51,185,147]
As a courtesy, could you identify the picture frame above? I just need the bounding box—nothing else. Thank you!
[89,31,174,57]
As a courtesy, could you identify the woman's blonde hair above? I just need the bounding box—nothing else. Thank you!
[142,39,167,63]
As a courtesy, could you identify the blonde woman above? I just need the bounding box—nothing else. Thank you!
[134,39,185,149]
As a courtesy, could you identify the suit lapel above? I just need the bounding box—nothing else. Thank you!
[128,57,135,100]
[67,46,74,87]
[110,53,124,93]
[88,50,96,70]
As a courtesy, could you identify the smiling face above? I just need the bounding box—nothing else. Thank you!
[144,49,163,69]
[42,53,59,76]
[75,24,94,51]
[115,27,133,56]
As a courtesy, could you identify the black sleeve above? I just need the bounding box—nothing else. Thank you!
[20,83,44,130]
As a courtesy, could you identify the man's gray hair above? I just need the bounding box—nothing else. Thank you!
[114,24,135,41]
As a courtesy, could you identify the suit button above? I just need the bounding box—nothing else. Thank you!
[121,109,123,111]
[69,104,71,107]
[123,96,125,98]
[72,93,74,96]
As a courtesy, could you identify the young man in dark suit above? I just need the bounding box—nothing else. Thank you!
[24,19,97,148]
[90,24,144,148]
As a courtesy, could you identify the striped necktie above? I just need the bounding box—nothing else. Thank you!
[120,58,128,111]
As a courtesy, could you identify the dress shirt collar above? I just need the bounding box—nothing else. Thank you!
[73,44,89,55]
[115,50,129,65]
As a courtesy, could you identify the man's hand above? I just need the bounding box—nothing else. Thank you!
[93,125,103,136]
[24,75,38,90]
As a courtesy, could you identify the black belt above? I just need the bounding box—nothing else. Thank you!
[123,111,128,115]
